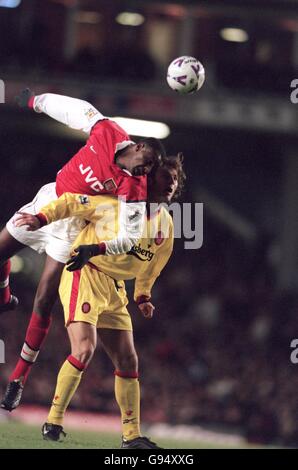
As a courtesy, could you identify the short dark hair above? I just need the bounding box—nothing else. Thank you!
[149,152,186,199]
[138,137,167,163]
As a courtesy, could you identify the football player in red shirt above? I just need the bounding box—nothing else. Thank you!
[0,89,166,406]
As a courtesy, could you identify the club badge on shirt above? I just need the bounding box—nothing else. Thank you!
[103,178,117,192]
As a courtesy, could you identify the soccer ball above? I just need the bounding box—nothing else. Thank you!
[167,56,205,94]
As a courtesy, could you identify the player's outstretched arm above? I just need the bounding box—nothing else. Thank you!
[13,193,97,231]
[16,89,104,133]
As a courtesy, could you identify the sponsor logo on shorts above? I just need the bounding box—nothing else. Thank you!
[103,178,117,192]
[82,302,91,314]
[154,231,164,246]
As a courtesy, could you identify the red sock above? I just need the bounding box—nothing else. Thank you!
[0,260,11,304]
[9,312,52,384]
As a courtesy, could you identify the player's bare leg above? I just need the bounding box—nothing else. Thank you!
[32,255,65,319]
[98,328,138,372]
[0,227,26,314]
[67,320,97,366]
[1,255,64,411]
[98,328,160,449]
[42,321,97,441]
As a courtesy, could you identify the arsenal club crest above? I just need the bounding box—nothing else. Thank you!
[103,178,117,192]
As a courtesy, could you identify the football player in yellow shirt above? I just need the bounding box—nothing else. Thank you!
[11,154,185,449]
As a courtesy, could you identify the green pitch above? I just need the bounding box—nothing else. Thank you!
[0,421,264,449]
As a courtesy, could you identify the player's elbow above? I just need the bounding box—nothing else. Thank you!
[123,236,139,252]
[116,235,138,253]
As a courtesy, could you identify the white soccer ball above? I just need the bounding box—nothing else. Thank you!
[167,56,205,94]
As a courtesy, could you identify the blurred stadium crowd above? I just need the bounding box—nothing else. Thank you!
[0,0,296,95]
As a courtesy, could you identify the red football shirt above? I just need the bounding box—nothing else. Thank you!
[56,119,147,202]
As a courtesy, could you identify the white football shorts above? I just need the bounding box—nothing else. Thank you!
[6,182,86,263]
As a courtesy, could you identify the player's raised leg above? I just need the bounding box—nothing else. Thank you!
[98,328,160,449]
[42,321,97,441]
[0,227,25,313]
[1,255,64,411]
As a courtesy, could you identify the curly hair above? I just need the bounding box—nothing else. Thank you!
[149,152,186,199]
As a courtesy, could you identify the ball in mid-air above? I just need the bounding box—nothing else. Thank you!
[167,56,205,94]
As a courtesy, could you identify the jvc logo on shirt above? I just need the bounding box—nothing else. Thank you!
[79,164,104,191]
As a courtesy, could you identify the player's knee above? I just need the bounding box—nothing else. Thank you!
[33,289,57,315]
[116,351,138,372]
[72,343,95,367]
[33,298,54,317]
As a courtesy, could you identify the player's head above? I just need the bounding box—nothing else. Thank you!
[148,152,186,204]
[116,137,166,176]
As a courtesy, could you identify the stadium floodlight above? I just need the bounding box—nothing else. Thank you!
[11,255,24,273]
[116,12,145,27]
[111,117,170,139]
[220,27,249,43]
[0,0,21,7]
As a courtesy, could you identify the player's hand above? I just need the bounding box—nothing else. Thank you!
[13,212,41,231]
[138,301,155,319]
[15,88,35,108]
[66,244,100,271]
